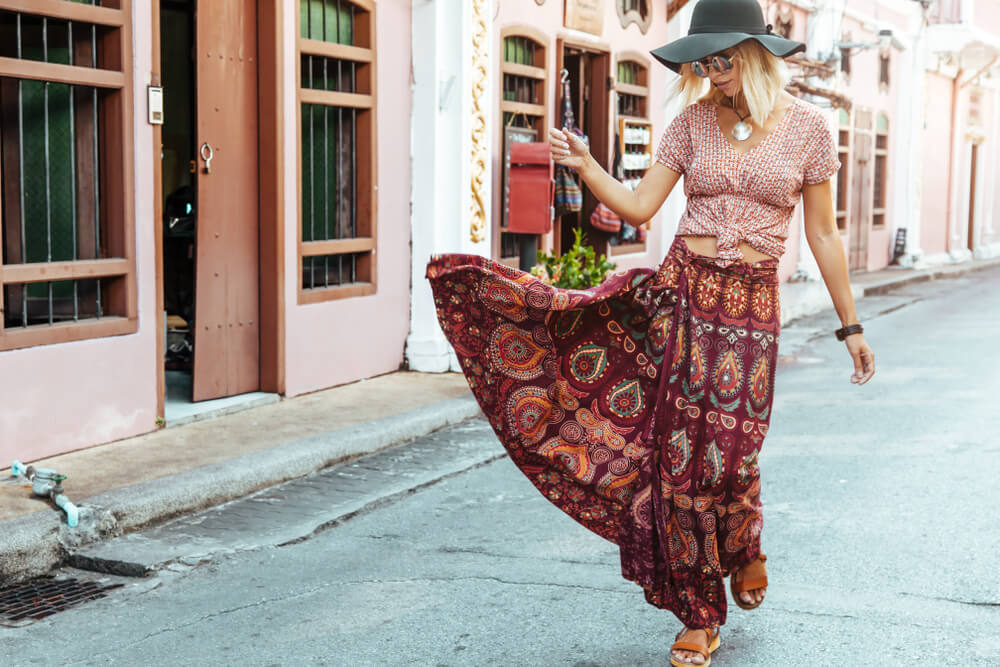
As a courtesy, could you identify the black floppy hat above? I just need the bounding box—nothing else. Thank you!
[651,0,806,73]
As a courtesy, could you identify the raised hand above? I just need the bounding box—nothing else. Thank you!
[548,127,589,170]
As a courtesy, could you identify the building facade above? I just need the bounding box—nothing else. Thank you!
[0,0,413,463]
[3,0,997,463]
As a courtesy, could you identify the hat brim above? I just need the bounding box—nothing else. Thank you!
[650,33,806,73]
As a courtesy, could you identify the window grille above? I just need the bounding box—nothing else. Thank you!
[0,1,136,351]
[835,109,849,231]
[872,113,888,228]
[929,0,963,24]
[297,0,376,302]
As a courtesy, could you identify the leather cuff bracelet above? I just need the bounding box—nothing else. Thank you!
[835,323,864,341]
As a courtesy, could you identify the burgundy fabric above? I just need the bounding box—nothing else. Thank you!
[425,237,780,629]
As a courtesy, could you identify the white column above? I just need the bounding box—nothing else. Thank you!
[901,8,926,265]
[406,0,492,373]
[793,0,841,280]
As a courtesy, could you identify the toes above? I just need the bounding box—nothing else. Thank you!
[671,649,705,665]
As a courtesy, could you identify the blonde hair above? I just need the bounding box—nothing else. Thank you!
[668,40,790,127]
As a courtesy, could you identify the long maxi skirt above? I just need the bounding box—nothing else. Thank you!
[425,237,780,629]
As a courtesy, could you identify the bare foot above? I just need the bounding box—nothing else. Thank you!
[670,626,716,666]
[738,584,765,606]
[731,555,768,607]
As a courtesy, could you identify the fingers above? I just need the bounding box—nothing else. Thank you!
[850,349,864,384]
[850,345,875,385]
[549,127,587,161]
[548,127,571,163]
[859,349,876,385]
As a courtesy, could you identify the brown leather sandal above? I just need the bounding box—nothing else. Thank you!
[669,625,721,667]
[730,553,768,610]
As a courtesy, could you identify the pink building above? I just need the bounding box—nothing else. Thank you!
[6,1,997,461]
[0,0,412,463]
[920,0,1000,263]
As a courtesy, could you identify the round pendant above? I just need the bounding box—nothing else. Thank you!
[732,121,752,141]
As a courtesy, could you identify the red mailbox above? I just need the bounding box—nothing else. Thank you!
[507,142,553,234]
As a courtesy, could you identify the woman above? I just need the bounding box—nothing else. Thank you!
[426,0,874,664]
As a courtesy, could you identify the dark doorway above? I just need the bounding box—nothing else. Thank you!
[161,0,262,405]
[556,41,611,256]
[160,0,198,397]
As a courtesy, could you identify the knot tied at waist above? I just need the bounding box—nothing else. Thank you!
[676,194,790,267]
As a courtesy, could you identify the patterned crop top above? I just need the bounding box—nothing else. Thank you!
[655,97,841,265]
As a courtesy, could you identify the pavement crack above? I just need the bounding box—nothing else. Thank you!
[335,575,632,595]
[898,592,1000,608]
[436,545,613,567]
[277,454,507,547]
[67,574,626,664]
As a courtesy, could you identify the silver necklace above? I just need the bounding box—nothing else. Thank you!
[731,102,752,141]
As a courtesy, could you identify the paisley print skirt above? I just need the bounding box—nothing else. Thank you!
[425,237,780,629]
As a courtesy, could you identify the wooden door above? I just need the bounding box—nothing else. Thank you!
[193,0,260,401]
[849,132,872,271]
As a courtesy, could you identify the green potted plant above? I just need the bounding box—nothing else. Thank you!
[531,227,616,289]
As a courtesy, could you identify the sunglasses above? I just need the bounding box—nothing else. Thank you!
[690,54,735,78]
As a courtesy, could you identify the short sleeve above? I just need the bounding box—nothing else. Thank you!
[655,106,695,174]
[802,114,841,185]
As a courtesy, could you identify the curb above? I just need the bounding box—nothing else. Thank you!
[779,257,1000,327]
[0,395,483,584]
[858,258,1000,297]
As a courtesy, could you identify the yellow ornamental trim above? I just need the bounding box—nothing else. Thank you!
[470,0,489,243]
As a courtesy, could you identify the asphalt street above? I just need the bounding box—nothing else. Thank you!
[2,267,999,667]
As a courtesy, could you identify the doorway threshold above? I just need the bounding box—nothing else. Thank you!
[164,370,279,428]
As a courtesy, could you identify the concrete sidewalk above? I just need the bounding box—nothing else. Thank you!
[0,372,482,583]
[1,253,997,584]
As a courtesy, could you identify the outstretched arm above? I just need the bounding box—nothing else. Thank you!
[548,128,680,226]
[801,179,876,385]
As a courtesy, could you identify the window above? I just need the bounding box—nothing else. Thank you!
[616,0,652,33]
[773,6,793,38]
[872,113,888,228]
[835,108,850,231]
[839,32,852,82]
[499,28,548,265]
[929,0,963,24]
[297,0,376,303]
[0,1,136,352]
[878,52,890,92]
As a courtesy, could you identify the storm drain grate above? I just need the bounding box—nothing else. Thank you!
[0,576,124,627]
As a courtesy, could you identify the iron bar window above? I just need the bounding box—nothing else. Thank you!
[0,2,136,350]
[298,0,376,302]
[872,113,888,229]
[836,108,849,231]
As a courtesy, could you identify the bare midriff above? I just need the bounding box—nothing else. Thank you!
[678,235,777,264]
